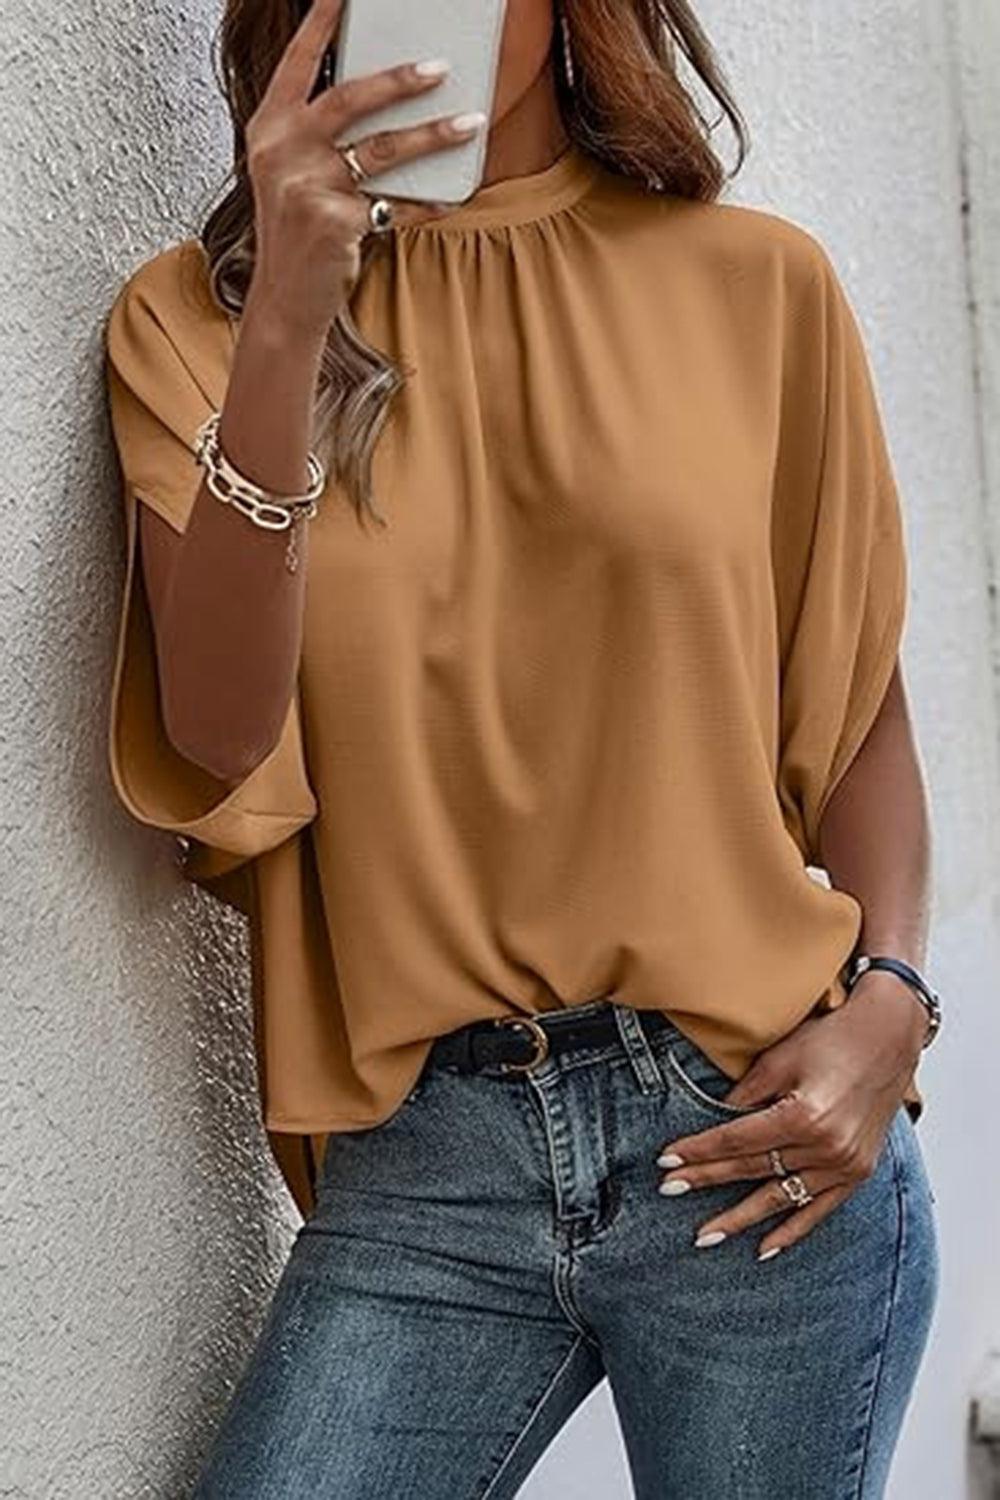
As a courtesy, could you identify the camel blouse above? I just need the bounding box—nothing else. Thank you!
[104,142,916,1217]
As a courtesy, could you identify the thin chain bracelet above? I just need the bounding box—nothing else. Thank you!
[193,412,326,573]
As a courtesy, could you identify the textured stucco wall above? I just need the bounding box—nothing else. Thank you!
[1,4,300,1498]
[2,2,997,1497]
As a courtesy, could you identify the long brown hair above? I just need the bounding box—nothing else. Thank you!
[201,1,748,524]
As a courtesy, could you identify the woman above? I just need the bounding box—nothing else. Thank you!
[104,0,940,1493]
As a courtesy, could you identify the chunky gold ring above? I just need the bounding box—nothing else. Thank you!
[366,197,395,235]
[778,1173,814,1208]
[769,1147,788,1178]
[338,141,368,186]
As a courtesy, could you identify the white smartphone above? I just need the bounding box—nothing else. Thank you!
[331,0,508,206]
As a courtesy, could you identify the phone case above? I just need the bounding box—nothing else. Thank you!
[331,0,508,205]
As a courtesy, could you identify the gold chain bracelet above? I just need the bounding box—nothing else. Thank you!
[193,412,326,573]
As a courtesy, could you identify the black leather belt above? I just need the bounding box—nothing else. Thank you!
[430,1000,672,1075]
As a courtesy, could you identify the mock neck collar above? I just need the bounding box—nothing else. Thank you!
[398,140,603,233]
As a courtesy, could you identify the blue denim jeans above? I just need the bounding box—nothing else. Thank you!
[191,998,939,1498]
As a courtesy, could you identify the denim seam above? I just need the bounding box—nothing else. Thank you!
[475,1333,589,1500]
[556,1045,632,1074]
[552,1247,602,1347]
[527,1071,571,1223]
[611,1005,665,1094]
[524,1072,603,1345]
[663,1045,758,1118]
[847,1124,907,1498]
[509,1079,564,1186]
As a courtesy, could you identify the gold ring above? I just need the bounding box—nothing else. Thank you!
[338,142,368,186]
[778,1173,814,1208]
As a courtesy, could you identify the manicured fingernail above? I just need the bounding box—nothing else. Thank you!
[657,1152,685,1169]
[757,1246,783,1262]
[450,110,487,133]
[658,1178,691,1196]
[694,1229,727,1248]
[414,57,451,76]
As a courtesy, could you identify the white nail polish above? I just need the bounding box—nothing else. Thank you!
[451,110,488,133]
[657,1152,685,1169]
[414,57,451,76]
[757,1246,783,1262]
[658,1178,691,1196]
[694,1230,727,1248]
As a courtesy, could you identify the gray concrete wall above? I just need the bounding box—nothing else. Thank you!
[2,1,997,1496]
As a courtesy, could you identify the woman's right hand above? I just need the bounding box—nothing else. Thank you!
[245,0,485,339]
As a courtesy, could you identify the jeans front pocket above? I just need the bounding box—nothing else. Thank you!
[659,1032,762,1119]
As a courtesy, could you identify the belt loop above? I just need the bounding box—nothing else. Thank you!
[611,1004,667,1096]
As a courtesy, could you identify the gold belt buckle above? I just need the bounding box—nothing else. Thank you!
[493,1015,551,1074]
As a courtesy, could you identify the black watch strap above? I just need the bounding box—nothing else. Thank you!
[845,954,942,1047]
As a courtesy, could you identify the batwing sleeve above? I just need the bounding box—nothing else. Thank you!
[103,244,318,910]
[772,236,909,869]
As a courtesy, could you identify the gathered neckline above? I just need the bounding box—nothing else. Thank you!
[394,140,604,234]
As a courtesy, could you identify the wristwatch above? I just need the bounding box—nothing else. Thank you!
[844,953,942,1048]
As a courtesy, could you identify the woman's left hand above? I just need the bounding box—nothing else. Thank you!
[655,974,929,1260]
